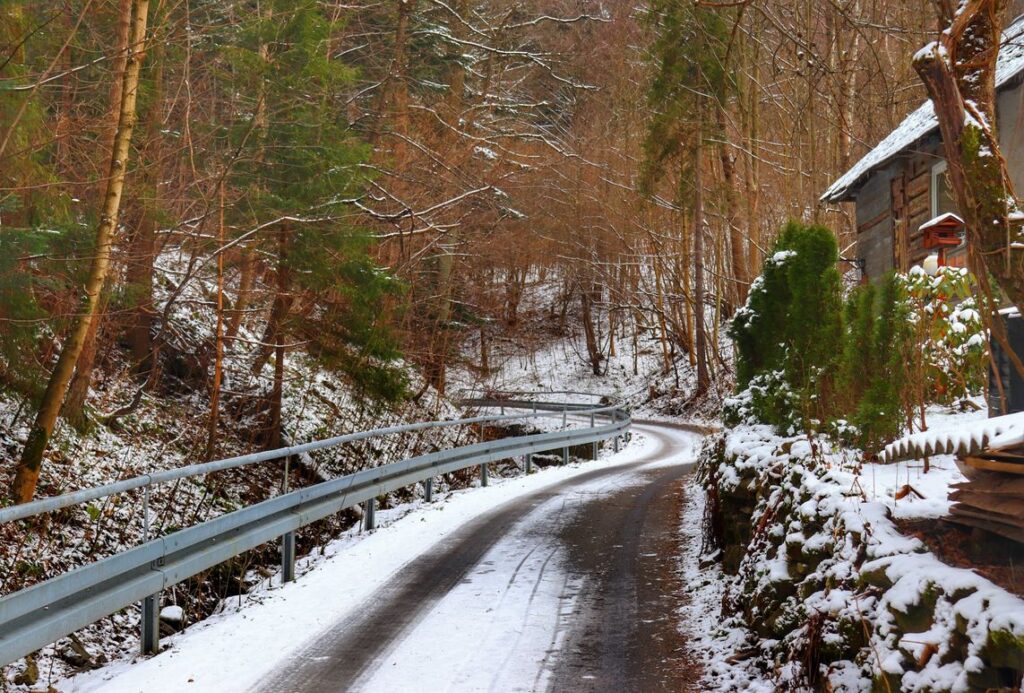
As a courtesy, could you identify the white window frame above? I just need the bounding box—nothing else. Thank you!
[931,160,948,218]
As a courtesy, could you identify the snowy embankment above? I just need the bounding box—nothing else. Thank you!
[58,429,681,693]
[680,406,1024,692]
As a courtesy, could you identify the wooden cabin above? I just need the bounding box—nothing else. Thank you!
[822,12,1024,280]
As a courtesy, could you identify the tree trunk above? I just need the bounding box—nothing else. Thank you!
[62,0,136,427]
[126,212,157,374]
[62,280,111,430]
[11,0,150,504]
[127,16,165,377]
[251,231,293,378]
[693,129,711,396]
[717,104,746,309]
[652,253,672,374]
[206,183,226,460]
[385,0,417,163]
[265,223,291,451]
[426,233,455,393]
[915,0,1024,313]
[581,282,603,376]
[744,44,762,277]
[226,249,255,340]
[479,326,489,375]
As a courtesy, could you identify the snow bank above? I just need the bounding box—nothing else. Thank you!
[695,420,1024,691]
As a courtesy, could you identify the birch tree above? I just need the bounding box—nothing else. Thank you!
[11,0,150,504]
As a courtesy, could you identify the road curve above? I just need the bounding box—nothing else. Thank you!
[254,422,704,693]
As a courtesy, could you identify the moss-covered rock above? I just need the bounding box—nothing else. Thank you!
[886,582,939,634]
[872,669,903,692]
[965,663,1017,692]
[723,545,746,574]
[981,629,1024,671]
[857,564,893,591]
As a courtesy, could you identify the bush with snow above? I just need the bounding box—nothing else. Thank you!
[697,425,1024,691]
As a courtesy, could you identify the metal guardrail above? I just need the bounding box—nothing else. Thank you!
[0,394,630,667]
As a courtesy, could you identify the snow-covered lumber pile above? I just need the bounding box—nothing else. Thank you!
[881,411,1024,463]
[882,412,1024,544]
[948,474,1024,544]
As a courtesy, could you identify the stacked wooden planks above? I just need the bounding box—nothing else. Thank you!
[949,450,1024,544]
[883,412,1024,546]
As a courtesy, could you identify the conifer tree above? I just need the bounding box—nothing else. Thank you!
[729,222,843,430]
[10,0,150,504]
[222,0,404,446]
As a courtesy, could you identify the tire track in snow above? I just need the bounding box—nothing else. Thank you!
[254,423,696,693]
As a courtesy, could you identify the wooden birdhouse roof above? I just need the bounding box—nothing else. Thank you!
[919,212,965,232]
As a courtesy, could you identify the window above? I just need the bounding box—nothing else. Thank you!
[930,159,967,265]
[931,160,958,218]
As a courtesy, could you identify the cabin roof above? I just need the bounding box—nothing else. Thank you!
[822,19,1024,203]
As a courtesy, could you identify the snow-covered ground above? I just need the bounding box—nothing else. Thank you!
[678,478,775,692]
[60,425,699,693]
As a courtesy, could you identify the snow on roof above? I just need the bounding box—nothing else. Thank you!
[918,212,965,231]
[823,19,1024,203]
[880,411,1024,462]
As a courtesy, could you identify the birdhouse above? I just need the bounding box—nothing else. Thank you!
[920,212,965,249]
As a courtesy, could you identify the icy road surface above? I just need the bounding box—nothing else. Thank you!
[65,422,703,693]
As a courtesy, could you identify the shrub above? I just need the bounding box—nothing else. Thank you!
[899,266,987,404]
[838,275,913,451]
[729,222,844,431]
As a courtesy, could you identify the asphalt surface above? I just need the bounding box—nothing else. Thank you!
[254,423,703,693]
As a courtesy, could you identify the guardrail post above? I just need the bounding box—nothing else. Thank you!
[281,457,296,582]
[525,453,533,474]
[281,532,296,583]
[590,412,595,428]
[140,485,161,655]
[562,446,569,465]
[141,594,160,655]
[481,463,489,487]
[592,441,598,460]
[365,498,376,531]
[424,477,433,502]
[614,436,620,453]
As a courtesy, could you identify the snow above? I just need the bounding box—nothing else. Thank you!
[158,606,184,624]
[701,407,1024,690]
[59,426,696,693]
[823,17,1024,202]
[677,478,774,692]
[882,409,1024,462]
[918,212,965,231]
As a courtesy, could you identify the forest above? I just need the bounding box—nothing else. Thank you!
[4,0,1024,691]
[0,0,947,499]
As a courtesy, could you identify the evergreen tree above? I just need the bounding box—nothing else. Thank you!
[728,222,843,431]
[221,0,405,443]
[0,3,76,400]
[640,1,734,394]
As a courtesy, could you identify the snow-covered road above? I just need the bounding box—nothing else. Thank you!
[64,422,703,693]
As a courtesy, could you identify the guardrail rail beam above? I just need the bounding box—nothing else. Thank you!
[0,393,631,669]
